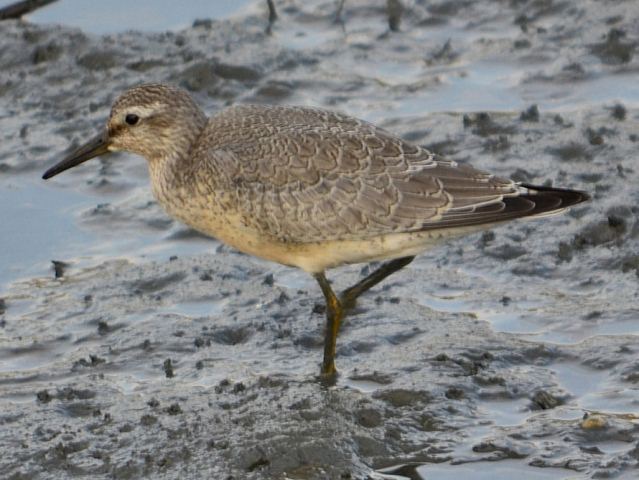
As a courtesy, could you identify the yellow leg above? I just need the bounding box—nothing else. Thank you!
[314,272,343,379]
[312,256,415,381]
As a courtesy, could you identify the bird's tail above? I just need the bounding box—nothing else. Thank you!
[418,182,589,231]
[516,182,590,218]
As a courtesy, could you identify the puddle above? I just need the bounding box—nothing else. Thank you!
[0,177,216,293]
[23,0,255,34]
[553,362,638,414]
[385,64,639,122]
[415,460,576,480]
[396,61,525,116]
[167,298,227,318]
[344,378,385,393]
[0,180,94,286]
[417,290,546,336]
[479,397,531,427]
[553,362,609,401]
[537,311,639,345]
[417,286,639,346]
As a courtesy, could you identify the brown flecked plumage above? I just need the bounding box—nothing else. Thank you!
[42,83,589,379]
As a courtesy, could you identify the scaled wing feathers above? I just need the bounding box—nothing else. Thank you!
[198,105,519,243]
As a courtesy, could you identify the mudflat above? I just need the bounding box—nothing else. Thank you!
[1,1,638,478]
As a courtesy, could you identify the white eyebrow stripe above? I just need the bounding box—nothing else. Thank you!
[124,104,164,118]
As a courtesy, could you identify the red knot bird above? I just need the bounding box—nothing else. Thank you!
[42,83,589,380]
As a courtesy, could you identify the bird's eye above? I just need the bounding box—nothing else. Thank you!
[125,114,139,126]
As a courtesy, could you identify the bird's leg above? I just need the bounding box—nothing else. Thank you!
[314,272,343,379]
[312,256,415,380]
[334,0,346,24]
[266,0,277,34]
[340,256,415,311]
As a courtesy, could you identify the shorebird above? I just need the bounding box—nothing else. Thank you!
[42,83,588,379]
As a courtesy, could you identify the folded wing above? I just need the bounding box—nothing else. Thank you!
[200,105,586,243]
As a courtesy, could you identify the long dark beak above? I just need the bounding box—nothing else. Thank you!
[42,131,110,180]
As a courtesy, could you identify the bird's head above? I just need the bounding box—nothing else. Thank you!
[42,83,207,179]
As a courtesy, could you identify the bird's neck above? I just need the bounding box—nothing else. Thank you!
[147,110,208,185]
[161,110,208,165]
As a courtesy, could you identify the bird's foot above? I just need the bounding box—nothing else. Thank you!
[317,362,339,386]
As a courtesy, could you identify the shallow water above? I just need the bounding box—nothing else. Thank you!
[415,461,585,480]
[1,1,638,479]
[0,180,92,283]
[19,0,255,33]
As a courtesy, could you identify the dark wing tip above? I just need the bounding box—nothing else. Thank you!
[419,182,589,231]
[519,183,591,210]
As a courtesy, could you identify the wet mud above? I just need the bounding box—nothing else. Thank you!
[1,1,638,479]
